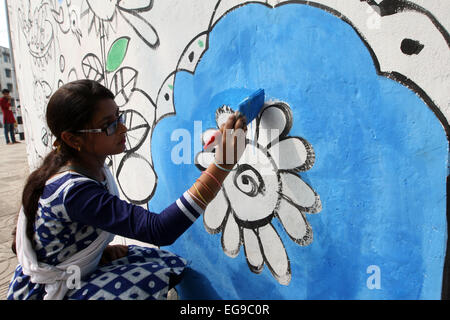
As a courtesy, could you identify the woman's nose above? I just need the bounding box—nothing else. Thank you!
[118,121,128,133]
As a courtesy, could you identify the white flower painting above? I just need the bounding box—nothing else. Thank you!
[195,101,322,285]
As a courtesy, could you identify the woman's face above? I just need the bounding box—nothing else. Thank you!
[81,98,127,157]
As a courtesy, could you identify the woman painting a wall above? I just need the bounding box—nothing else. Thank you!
[6,0,450,299]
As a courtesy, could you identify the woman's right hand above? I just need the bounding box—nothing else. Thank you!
[214,112,248,168]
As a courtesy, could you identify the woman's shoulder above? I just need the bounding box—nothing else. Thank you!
[41,171,99,201]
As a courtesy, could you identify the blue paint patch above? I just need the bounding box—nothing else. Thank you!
[149,4,447,299]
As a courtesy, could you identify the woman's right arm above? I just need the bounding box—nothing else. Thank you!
[65,112,247,246]
[187,112,247,210]
[65,181,204,246]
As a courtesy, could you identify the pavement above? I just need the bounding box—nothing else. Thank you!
[0,134,28,299]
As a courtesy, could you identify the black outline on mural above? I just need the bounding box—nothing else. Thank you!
[17,1,56,68]
[362,0,450,48]
[67,67,78,82]
[59,54,65,73]
[50,0,83,44]
[122,108,151,154]
[110,66,138,106]
[81,0,159,50]
[116,9,159,49]
[81,53,105,82]
[116,152,157,205]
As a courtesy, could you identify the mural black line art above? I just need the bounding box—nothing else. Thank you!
[116,152,157,205]
[176,31,209,75]
[15,0,63,105]
[121,109,151,154]
[67,67,78,83]
[18,2,56,72]
[41,127,49,147]
[50,0,83,44]
[153,31,211,127]
[80,0,159,49]
[195,102,321,284]
[361,0,450,47]
[33,80,52,120]
[81,53,104,82]
[112,90,156,207]
[59,54,65,72]
[401,38,424,55]
[116,8,159,49]
[110,67,138,107]
[132,87,156,108]
[154,72,176,126]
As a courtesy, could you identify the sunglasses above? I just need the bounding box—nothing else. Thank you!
[77,111,126,136]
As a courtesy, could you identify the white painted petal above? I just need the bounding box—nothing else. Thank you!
[215,105,234,129]
[118,0,152,11]
[243,228,264,273]
[156,75,175,122]
[276,199,313,246]
[280,172,322,213]
[258,224,291,285]
[86,0,116,20]
[269,137,314,171]
[195,152,215,170]
[257,103,291,147]
[118,10,159,48]
[221,214,241,258]
[203,190,228,234]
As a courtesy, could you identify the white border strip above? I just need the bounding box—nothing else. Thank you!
[176,199,197,223]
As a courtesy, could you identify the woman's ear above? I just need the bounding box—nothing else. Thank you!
[60,131,82,151]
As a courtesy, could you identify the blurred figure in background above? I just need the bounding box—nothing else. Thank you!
[0,88,19,144]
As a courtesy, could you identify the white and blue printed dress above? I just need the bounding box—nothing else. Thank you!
[7,170,204,300]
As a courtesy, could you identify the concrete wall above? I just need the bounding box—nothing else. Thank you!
[7,0,450,299]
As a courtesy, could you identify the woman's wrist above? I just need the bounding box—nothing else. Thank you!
[208,162,232,182]
[213,156,237,171]
[188,162,235,210]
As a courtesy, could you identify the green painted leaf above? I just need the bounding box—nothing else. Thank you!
[106,37,130,72]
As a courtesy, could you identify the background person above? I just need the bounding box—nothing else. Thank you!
[0,89,18,145]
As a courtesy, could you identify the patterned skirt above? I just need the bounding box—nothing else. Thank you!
[8,245,187,300]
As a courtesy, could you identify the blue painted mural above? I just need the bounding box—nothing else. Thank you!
[149,4,447,299]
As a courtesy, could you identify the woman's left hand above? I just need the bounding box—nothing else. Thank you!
[100,244,129,265]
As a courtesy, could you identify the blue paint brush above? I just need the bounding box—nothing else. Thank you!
[235,88,265,124]
[203,89,265,150]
